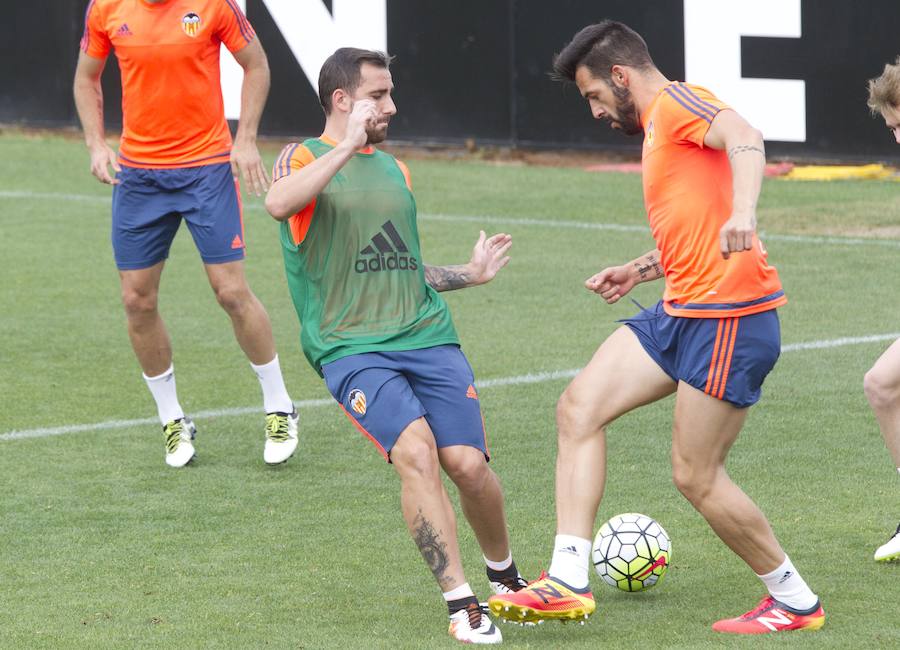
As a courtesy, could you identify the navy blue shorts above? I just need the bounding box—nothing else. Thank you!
[623,301,780,408]
[111,162,245,270]
[322,345,489,462]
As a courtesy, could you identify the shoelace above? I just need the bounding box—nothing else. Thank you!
[464,603,483,629]
[741,596,777,620]
[265,413,290,442]
[164,421,184,454]
[496,574,528,592]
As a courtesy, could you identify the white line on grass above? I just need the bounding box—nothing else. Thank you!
[3,333,897,442]
[5,189,900,249]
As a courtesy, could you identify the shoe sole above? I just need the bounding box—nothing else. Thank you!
[875,552,900,562]
[488,600,593,624]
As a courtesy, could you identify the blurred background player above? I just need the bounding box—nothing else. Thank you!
[265,48,524,644]
[489,20,825,634]
[864,56,900,563]
[72,0,298,467]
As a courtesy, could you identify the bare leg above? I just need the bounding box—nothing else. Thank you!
[439,445,509,562]
[864,338,900,468]
[119,262,171,376]
[671,382,784,573]
[204,260,276,365]
[555,326,676,538]
[391,418,467,591]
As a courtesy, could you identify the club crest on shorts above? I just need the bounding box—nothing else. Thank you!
[348,389,367,415]
[182,12,201,37]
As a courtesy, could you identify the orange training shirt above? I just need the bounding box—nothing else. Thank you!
[640,82,786,318]
[81,0,255,168]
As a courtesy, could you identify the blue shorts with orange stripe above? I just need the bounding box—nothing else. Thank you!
[623,301,780,408]
[111,162,245,270]
[321,345,489,462]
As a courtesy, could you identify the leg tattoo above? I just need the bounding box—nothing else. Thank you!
[413,509,450,583]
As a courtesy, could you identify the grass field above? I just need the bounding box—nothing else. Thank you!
[1,131,899,648]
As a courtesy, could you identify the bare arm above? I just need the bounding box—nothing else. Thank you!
[230,38,271,196]
[424,231,512,292]
[585,248,663,303]
[265,100,378,220]
[704,109,766,258]
[72,51,120,184]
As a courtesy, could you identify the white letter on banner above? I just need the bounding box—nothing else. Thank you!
[683,0,805,142]
[221,0,387,120]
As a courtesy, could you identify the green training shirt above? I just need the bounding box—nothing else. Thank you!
[280,138,459,375]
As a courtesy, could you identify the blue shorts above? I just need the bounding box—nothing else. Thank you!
[623,301,780,408]
[111,162,245,270]
[322,345,489,462]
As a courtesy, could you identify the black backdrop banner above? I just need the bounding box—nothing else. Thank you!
[3,0,898,162]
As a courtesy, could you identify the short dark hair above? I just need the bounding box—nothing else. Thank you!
[552,20,655,84]
[318,47,393,115]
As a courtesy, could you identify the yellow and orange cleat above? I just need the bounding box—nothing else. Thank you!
[487,572,595,624]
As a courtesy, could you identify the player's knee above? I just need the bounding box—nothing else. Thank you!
[864,366,899,409]
[392,440,441,483]
[120,286,158,318]
[556,387,604,443]
[671,456,714,505]
[213,283,252,315]
[444,452,490,493]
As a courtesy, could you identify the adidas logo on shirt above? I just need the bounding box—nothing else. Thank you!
[355,220,419,273]
[116,23,133,37]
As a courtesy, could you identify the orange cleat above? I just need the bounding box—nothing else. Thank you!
[487,572,595,624]
[712,595,825,634]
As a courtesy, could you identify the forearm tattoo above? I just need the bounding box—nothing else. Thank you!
[727,144,766,160]
[412,510,450,583]
[633,254,664,281]
[424,264,470,292]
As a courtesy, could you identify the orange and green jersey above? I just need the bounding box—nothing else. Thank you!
[274,137,459,375]
[80,0,255,168]
[641,82,787,318]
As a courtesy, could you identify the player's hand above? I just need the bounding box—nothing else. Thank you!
[89,144,121,185]
[585,265,636,304]
[466,230,512,285]
[719,210,757,259]
[344,99,378,151]
[231,139,270,197]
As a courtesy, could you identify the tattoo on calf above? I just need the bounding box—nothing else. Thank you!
[413,510,450,582]
[424,265,469,291]
[727,144,766,160]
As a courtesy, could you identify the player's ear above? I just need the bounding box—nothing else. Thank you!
[610,65,628,88]
[333,88,351,113]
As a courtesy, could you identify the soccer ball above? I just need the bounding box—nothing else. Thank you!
[592,513,671,592]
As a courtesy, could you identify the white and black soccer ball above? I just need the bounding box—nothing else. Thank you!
[592,512,671,592]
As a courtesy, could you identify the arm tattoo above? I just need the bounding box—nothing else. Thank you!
[424,264,470,292]
[727,144,765,160]
[412,510,450,584]
[633,254,663,281]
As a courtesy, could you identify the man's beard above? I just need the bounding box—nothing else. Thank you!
[366,121,390,145]
[609,86,642,136]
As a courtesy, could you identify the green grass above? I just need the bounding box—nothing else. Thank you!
[1,132,899,648]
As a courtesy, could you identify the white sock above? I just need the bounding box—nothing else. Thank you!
[484,552,513,572]
[896,467,900,475]
[143,364,184,425]
[548,534,592,590]
[250,355,293,414]
[757,555,818,611]
[442,582,475,602]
